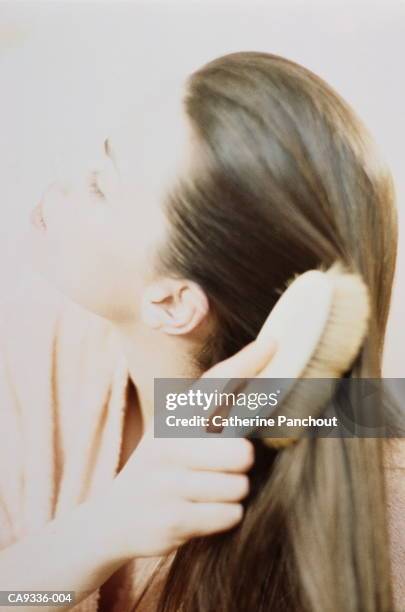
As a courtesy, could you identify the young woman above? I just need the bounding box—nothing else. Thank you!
[0,51,403,612]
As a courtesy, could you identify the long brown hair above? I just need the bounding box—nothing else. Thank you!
[138,52,399,611]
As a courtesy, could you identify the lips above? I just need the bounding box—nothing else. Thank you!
[30,201,47,231]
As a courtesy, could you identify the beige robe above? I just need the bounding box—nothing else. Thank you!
[0,274,403,611]
[0,275,160,612]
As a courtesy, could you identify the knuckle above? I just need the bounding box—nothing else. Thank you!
[223,474,249,500]
[235,474,250,498]
[163,506,183,538]
[231,503,244,523]
[238,438,255,469]
[222,502,244,525]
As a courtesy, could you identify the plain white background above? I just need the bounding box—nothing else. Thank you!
[0,0,404,375]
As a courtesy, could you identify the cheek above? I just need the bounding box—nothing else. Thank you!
[28,179,167,322]
[28,201,145,321]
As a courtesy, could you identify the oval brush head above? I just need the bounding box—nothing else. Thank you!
[253,261,371,449]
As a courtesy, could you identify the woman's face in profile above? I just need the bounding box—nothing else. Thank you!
[27,80,191,323]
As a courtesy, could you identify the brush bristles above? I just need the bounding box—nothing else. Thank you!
[264,265,371,449]
[302,267,371,378]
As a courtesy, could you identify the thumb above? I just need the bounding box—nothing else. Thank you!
[202,337,278,381]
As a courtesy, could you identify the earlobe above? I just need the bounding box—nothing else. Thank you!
[141,279,209,335]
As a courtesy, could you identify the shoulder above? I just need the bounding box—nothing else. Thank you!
[0,274,128,437]
[0,275,129,545]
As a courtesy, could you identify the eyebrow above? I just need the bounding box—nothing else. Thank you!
[104,137,119,173]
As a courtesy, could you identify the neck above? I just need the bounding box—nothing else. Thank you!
[111,319,200,425]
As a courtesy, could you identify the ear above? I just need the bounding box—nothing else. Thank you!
[141,278,209,335]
